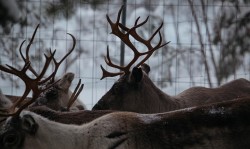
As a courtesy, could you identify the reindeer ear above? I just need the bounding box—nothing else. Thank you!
[21,115,38,135]
[57,72,75,90]
[131,67,143,83]
[141,63,150,74]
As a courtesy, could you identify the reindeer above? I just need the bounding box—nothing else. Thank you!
[1,88,113,125]
[1,85,112,125]
[31,72,86,111]
[0,24,67,117]
[1,95,250,149]
[1,23,250,149]
[3,24,85,112]
[5,73,86,112]
[0,25,114,126]
[92,6,250,113]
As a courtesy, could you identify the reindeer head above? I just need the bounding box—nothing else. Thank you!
[31,72,84,111]
[0,24,84,148]
[92,6,169,112]
[0,112,38,149]
[93,64,154,111]
[0,23,80,122]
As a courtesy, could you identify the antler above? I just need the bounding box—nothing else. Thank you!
[0,25,76,117]
[0,51,57,117]
[44,33,76,84]
[19,24,40,77]
[101,5,170,80]
[66,79,84,111]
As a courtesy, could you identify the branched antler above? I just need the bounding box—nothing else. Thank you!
[0,50,57,117]
[0,25,76,117]
[41,33,76,84]
[101,5,170,80]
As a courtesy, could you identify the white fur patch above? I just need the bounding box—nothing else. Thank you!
[137,114,161,124]
[208,106,225,115]
[184,107,194,111]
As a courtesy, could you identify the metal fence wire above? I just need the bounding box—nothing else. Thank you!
[0,0,250,109]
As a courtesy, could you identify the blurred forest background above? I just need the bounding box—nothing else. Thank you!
[0,0,250,109]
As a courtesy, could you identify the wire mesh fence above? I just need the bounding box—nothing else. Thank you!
[0,0,250,109]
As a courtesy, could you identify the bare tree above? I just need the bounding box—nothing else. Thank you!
[157,0,250,88]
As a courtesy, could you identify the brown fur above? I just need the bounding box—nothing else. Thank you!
[28,106,114,124]
[122,97,250,148]
[1,97,250,148]
[93,65,250,113]
[8,72,86,111]
[91,97,250,148]
[2,92,112,125]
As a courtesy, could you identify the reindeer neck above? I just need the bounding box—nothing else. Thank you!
[142,76,180,112]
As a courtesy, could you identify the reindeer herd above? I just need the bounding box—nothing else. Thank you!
[1,6,250,149]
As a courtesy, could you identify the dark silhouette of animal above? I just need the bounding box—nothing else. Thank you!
[93,63,250,113]
[92,6,250,113]
[3,24,85,112]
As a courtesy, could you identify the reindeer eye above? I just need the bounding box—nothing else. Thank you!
[3,133,18,146]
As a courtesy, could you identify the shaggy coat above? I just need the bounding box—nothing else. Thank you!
[1,97,250,149]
